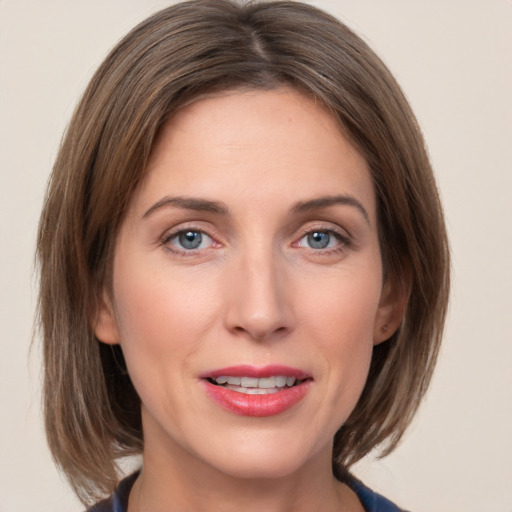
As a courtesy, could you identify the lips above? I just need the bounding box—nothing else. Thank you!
[200,365,312,417]
[211,375,298,393]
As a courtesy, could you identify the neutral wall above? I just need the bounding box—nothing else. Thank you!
[1,1,510,511]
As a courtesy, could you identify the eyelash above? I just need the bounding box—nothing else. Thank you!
[293,226,351,255]
[160,225,351,255]
[160,225,220,255]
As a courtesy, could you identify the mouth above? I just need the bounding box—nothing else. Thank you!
[200,365,312,416]
[207,375,305,395]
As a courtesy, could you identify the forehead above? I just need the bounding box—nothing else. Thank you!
[129,87,375,222]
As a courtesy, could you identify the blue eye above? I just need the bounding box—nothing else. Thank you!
[307,231,330,249]
[298,230,344,250]
[178,230,203,249]
[166,230,214,251]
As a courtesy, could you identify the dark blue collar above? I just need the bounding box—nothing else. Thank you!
[90,472,407,512]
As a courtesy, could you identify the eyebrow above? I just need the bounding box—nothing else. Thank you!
[142,196,229,219]
[292,195,370,224]
[142,194,370,224]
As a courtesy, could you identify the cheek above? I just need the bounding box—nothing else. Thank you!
[299,269,381,406]
[113,246,216,335]
[301,265,382,344]
[110,271,214,427]
[110,259,217,387]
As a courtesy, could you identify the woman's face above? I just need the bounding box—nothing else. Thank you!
[95,88,399,480]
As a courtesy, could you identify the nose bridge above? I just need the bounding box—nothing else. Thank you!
[224,239,292,341]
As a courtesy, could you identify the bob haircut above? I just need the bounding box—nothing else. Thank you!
[37,0,450,504]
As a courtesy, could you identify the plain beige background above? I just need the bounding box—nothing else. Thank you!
[1,1,511,510]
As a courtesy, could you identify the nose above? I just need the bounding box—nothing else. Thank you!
[223,248,294,342]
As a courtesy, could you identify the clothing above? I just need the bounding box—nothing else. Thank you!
[88,472,407,512]
[348,480,408,512]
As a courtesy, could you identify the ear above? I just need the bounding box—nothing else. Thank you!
[373,273,410,345]
[92,292,120,345]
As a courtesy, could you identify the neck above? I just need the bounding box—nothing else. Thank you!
[128,409,363,512]
[128,407,364,512]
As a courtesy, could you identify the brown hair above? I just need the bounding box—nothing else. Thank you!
[37,0,450,504]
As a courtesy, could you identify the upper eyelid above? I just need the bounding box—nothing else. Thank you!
[160,228,219,255]
[161,223,219,242]
[296,229,349,246]
[299,228,347,239]
[294,223,351,240]
[159,221,352,247]
[165,229,213,243]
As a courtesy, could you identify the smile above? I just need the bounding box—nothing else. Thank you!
[209,375,301,394]
[201,365,312,416]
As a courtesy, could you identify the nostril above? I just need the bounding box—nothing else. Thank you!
[229,323,289,342]
[224,269,295,341]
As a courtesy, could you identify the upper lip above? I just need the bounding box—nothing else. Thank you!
[199,364,311,380]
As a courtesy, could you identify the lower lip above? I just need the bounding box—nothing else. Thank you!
[202,380,311,417]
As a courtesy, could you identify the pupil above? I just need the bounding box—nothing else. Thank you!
[308,231,329,249]
[179,231,202,249]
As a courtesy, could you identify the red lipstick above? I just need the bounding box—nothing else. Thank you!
[200,365,312,417]
[201,364,310,380]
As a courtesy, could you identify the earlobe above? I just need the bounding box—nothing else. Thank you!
[93,293,120,345]
[373,275,410,346]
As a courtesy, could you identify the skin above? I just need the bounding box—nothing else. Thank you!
[95,88,404,512]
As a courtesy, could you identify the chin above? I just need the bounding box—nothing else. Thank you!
[215,456,307,481]
[199,433,324,481]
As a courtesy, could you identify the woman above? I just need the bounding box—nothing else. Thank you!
[37,1,449,511]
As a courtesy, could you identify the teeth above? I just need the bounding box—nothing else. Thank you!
[225,386,280,395]
[258,377,276,389]
[240,377,259,388]
[212,375,300,389]
[275,376,287,388]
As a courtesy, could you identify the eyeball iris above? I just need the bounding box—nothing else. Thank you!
[307,231,331,249]
[179,230,203,250]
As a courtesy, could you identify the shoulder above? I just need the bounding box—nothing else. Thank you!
[86,472,139,512]
[87,498,113,512]
[349,478,410,512]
